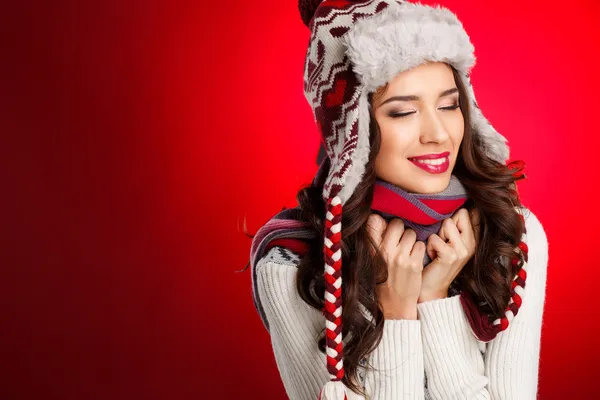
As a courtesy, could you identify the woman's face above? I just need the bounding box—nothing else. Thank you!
[371,62,464,194]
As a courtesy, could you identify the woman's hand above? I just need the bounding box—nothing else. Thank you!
[418,208,481,303]
[367,214,426,320]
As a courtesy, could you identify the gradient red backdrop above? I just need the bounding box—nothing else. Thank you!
[1,0,598,399]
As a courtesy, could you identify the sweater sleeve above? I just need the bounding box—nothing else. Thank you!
[415,208,549,400]
[255,251,425,400]
[417,294,490,400]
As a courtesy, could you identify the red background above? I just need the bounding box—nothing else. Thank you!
[1,0,598,398]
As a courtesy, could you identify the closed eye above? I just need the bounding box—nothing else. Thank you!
[441,104,460,111]
[388,103,460,119]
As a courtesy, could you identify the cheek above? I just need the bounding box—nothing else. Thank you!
[375,125,415,176]
[378,123,415,158]
[449,115,465,146]
[452,128,464,147]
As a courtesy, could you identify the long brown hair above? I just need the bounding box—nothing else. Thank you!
[243,65,526,398]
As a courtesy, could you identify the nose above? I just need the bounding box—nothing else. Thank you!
[419,107,450,144]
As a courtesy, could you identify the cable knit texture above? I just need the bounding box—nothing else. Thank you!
[254,208,548,399]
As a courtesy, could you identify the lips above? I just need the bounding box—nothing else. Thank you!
[407,151,450,174]
[407,151,450,161]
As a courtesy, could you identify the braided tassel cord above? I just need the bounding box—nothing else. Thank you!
[460,211,530,342]
[319,195,348,400]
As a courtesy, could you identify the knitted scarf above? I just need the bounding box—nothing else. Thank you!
[250,160,529,342]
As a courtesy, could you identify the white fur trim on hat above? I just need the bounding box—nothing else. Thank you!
[335,1,510,204]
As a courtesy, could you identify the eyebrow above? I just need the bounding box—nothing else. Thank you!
[379,87,459,107]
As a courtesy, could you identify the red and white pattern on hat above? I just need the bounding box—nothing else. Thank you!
[303,2,394,395]
[303,0,391,205]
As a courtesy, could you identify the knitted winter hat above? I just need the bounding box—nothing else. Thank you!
[298,1,514,398]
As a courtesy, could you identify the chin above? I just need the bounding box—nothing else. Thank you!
[409,176,451,194]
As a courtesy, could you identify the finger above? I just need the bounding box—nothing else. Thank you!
[439,217,457,242]
[452,208,470,235]
[438,222,447,242]
[452,208,474,249]
[458,208,480,248]
[381,218,405,250]
[397,228,417,255]
[451,210,460,226]
[427,234,454,262]
[442,218,462,245]
[442,217,470,259]
[411,240,426,259]
[426,233,444,260]
[458,208,478,245]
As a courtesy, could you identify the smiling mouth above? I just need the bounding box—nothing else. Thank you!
[407,151,450,161]
[407,156,449,165]
[407,156,450,174]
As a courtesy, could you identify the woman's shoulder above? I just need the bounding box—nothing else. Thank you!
[254,246,324,332]
[517,206,549,296]
[510,207,549,322]
[256,246,302,270]
[518,206,548,249]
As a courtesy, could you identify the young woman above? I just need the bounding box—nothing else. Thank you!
[247,1,548,399]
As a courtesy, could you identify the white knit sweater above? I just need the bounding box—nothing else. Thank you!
[254,208,548,399]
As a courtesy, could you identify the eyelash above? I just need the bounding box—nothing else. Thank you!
[388,103,460,119]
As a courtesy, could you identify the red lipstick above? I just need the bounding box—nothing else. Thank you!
[407,151,450,174]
